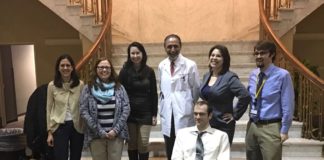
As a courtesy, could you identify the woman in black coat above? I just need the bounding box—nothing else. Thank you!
[119,42,158,160]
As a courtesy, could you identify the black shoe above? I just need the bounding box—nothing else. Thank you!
[128,150,139,160]
[139,152,149,160]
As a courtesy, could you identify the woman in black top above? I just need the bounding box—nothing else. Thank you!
[119,42,158,160]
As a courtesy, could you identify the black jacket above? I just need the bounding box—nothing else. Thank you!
[119,65,158,125]
[24,84,53,159]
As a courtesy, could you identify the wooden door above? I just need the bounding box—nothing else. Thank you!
[0,45,18,125]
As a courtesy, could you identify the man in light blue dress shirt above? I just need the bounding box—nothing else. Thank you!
[246,40,295,160]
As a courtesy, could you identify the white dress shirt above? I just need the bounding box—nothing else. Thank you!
[172,125,230,160]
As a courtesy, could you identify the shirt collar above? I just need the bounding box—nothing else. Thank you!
[258,63,275,77]
[63,82,77,93]
[191,125,214,135]
[169,53,183,65]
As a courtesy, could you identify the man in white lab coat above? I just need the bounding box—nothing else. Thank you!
[158,34,200,160]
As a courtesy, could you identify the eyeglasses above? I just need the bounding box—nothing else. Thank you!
[253,50,269,56]
[97,66,111,71]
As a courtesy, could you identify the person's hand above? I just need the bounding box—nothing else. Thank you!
[47,131,54,147]
[152,116,157,126]
[222,113,234,124]
[281,133,289,143]
[106,130,117,140]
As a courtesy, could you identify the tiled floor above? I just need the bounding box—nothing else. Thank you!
[81,156,166,160]
[0,116,245,160]
[3,115,167,160]
[5,116,323,160]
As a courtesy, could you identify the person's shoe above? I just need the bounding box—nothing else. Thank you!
[128,150,138,160]
[139,152,149,160]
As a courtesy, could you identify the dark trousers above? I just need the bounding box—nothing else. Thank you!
[163,114,175,160]
[211,120,235,145]
[52,121,84,160]
[32,145,54,160]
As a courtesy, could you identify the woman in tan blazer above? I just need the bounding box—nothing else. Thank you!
[46,54,84,160]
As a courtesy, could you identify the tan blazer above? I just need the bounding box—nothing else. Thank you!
[46,80,84,133]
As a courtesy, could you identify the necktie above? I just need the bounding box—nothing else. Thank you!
[196,131,205,160]
[252,72,265,122]
[170,61,175,76]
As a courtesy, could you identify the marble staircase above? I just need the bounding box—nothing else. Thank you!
[270,0,324,37]
[111,41,256,82]
[38,0,101,42]
[110,41,324,159]
[36,0,324,158]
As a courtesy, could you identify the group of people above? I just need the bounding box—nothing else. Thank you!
[25,34,294,160]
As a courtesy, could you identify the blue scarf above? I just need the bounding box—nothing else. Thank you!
[91,79,115,104]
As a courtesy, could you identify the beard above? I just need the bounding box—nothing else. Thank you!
[256,62,264,68]
[256,58,264,68]
[168,53,179,61]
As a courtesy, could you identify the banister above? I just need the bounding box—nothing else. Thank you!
[259,0,324,141]
[258,0,324,89]
[75,0,112,71]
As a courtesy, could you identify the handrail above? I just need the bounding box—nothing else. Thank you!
[259,0,324,87]
[70,0,105,24]
[263,0,292,20]
[75,0,112,72]
[259,0,324,141]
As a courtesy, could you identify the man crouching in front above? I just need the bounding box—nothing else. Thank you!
[172,100,230,160]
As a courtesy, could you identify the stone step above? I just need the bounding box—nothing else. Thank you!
[81,154,324,160]
[111,41,257,80]
[293,0,309,9]
[148,137,324,159]
[111,51,255,67]
[231,138,324,159]
[114,63,255,80]
[278,8,294,20]
[112,41,258,54]
[39,0,98,42]
[150,120,303,138]
[233,158,324,160]
[80,121,321,160]
[111,41,257,79]
[234,120,302,138]
[270,0,323,37]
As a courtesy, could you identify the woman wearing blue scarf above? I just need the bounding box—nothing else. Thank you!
[80,58,130,160]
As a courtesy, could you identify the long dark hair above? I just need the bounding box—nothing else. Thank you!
[124,41,148,70]
[89,58,120,90]
[208,45,231,75]
[54,54,80,88]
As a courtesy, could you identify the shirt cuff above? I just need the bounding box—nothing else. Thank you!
[280,125,289,134]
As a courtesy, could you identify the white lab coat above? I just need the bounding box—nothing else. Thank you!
[158,54,200,137]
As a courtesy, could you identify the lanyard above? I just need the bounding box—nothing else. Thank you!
[255,79,266,98]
